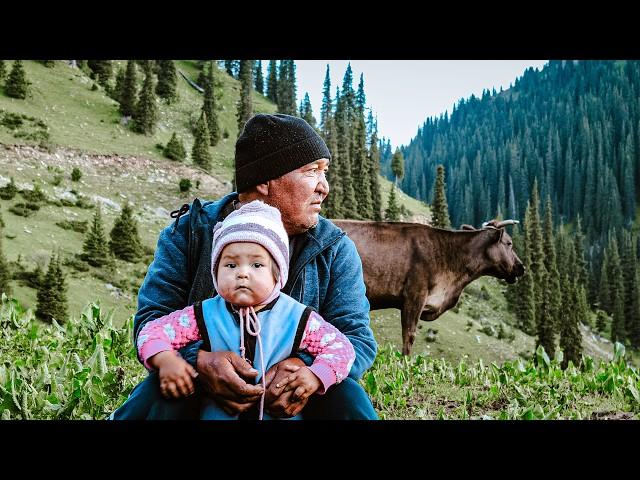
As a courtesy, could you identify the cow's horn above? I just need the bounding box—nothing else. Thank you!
[481,221,498,230]
[495,219,520,228]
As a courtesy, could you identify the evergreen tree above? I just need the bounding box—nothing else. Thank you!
[621,231,640,347]
[112,66,125,102]
[81,204,110,267]
[299,92,316,129]
[119,60,138,117]
[109,203,142,263]
[236,60,254,136]
[36,253,68,323]
[224,60,238,78]
[254,60,264,95]
[385,184,400,221]
[132,63,158,134]
[266,60,278,104]
[319,67,342,218]
[0,60,7,84]
[368,112,383,221]
[87,60,112,87]
[5,60,29,99]
[164,132,186,162]
[607,237,626,343]
[352,91,372,219]
[277,60,297,115]
[0,233,11,297]
[155,60,177,103]
[431,164,452,228]
[336,102,357,218]
[525,181,552,357]
[559,276,583,368]
[391,148,404,186]
[202,61,220,146]
[543,196,562,332]
[191,112,212,171]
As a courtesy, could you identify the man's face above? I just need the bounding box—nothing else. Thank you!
[267,158,330,236]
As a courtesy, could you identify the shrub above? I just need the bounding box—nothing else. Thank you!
[50,174,63,186]
[0,178,18,200]
[20,184,48,203]
[71,168,82,182]
[62,255,90,273]
[179,178,192,193]
[9,202,40,217]
[55,219,88,233]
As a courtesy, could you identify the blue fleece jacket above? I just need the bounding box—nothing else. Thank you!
[133,192,377,381]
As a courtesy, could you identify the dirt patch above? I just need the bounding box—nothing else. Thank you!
[590,411,635,420]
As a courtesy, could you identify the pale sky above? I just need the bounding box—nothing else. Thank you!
[278,60,549,148]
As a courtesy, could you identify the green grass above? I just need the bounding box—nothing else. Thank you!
[0,60,277,183]
[378,176,431,221]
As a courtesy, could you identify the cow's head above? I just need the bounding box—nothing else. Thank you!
[463,219,525,284]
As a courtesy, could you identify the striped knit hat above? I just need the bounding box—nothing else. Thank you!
[211,200,289,305]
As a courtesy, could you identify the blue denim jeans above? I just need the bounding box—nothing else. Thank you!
[109,372,378,420]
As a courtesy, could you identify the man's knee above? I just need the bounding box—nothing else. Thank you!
[305,377,378,420]
[111,373,201,420]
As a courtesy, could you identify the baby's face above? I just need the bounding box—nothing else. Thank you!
[216,242,277,307]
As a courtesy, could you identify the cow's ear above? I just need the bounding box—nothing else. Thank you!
[460,224,476,231]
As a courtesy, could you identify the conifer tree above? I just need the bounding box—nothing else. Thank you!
[607,237,626,343]
[299,92,316,129]
[224,60,238,78]
[385,184,400,221]
[164,132,186,162]
[515,204,537,335]
[202,61,220,146]
[368,112,383,221]
[0,233,11,297]
[133,63,158,134]
[5,60,29,99]
[620,230,640,347]
[87,60,112,87]
[0,60,7,84]
[391,148,404,186]
[352,95,372,219]
[36,253,68,323]
[559,276,583,368]
[336,105,357,218]
[277,60,297,115]
[237,60,254,136]
[81,204,110,267]
[155,60,177,103]
[109,203,142,263]
[112,66,125,102]
[254,60,264,95]
[192,112,212,171]
[319,67,342,218]
[543,196,562,331]
[431,164,451,228]
[119,60,138,117]
[266,60,278,104]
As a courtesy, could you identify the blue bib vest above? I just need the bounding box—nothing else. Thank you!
[197,293,310,420]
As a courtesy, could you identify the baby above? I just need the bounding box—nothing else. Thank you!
[135,200,355,419]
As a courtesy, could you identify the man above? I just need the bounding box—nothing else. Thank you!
[112,113,378,419]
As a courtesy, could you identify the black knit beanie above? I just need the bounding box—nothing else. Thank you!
[234,113,331,192]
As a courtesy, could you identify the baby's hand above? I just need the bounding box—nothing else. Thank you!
[274,366,321,402]
[150,351,199,399]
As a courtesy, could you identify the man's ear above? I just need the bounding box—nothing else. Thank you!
[255,182,269,196]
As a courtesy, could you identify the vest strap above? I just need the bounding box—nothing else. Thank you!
[193,301,211,352]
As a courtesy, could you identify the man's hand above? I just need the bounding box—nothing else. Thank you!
[196,350,264,415]
[273,366,321,402]
[263,357,310,418]
[151,351,198,399]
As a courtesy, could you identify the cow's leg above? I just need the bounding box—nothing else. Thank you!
[400,302,424,356]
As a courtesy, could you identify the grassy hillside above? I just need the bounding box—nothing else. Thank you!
[0,60,276,182]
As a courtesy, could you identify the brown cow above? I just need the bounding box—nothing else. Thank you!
[331,219,525,355]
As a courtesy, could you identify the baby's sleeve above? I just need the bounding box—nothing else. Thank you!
[298,311,356,394]
[137,305,202,370]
